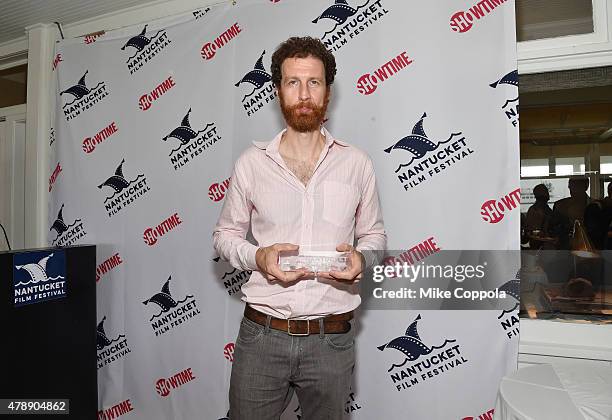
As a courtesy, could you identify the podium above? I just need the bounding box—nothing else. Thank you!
[1,246,96,419]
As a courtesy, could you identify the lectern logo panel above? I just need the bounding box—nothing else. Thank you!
[13,250,66,307]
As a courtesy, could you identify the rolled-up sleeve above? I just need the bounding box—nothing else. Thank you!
[212,157,259,271]
[355,157,387,267]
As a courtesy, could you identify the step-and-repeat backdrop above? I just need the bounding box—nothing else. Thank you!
[48,0,520,418]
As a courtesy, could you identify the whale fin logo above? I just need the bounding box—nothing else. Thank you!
[377,314,432,360]
[312,0,357,24]
[121,25,151,51]
[489,69,518,88]
[163,108,198,144]
[50,204,68,235]
[15,253,55,284]
[384,113,437,156]
[235,50,272,89]
[98,158,129,192]
[498,276,520,302]
[60,70,90,99]
[97,316,112,350]
[143,276,179,312]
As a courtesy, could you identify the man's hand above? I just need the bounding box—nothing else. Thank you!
[255,243,311,283]
[318,243,364,283]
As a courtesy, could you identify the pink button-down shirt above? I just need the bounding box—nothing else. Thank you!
[213,128,386,319]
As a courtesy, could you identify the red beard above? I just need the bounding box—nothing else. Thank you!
[279,91,329,133]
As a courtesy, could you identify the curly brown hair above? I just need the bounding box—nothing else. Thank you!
[271,36,336,87]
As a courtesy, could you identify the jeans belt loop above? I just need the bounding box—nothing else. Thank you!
[265,315,271,333]
[319,318,325,339]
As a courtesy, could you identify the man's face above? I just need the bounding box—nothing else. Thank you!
[277,55,329,133]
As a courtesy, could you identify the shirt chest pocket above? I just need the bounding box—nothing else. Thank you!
[322,181,359,228]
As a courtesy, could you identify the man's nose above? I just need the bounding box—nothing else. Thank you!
[299,83,310,101]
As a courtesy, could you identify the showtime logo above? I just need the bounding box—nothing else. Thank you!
[357,51,413,95]
[480,188,520,224]
[201,22,242,60]
[84,32,104,44]
[97,399,134,420]
[96,252,123,283]
[139,76,176,111]
[49,162,62,192]
[382,237,441,271]
[462,409,494,420]
[209,177,231,202]
[52,53,62,71]
[224,342,235,362]
[82,122,118,154]
[155,367,196,397]
[143,212,182,246]
[450,0,509,33]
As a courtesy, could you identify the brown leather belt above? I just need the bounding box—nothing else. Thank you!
[244,305,353,336]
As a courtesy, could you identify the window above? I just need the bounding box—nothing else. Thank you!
[516,0,594,42]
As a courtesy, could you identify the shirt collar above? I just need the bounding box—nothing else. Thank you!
[252,127,349,153]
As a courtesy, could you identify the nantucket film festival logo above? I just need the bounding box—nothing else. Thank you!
[60,70,109,121]
[50,204,88,247]
[378,314,468,392]
[235,50,276,117]
[121,25,171,75]
[162,108,222,170]
[98,158,151,218]
[13,251,66,307]
[312,0,390,53]
[490,69,519,127]
[97,316,131,369]
[384,113,474,190]
[142,276,201,337]
[214,256,251,296]
[497,273,520,340]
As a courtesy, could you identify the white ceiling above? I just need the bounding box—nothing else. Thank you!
[0,0,160,45]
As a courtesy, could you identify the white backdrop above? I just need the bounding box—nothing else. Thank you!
[48,0,521,418]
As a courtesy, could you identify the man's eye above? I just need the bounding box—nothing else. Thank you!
[288,80,298,86]
[309,80,320,86]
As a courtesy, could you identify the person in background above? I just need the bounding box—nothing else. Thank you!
[550,176,592,249]
[525,184,553,249]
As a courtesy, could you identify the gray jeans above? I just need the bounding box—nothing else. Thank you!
[229,315,355,420]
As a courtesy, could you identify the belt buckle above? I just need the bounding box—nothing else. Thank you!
[287,319,310,336]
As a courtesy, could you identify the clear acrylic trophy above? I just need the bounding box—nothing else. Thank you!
[278,251,350,272]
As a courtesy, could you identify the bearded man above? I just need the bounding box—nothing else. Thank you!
[213,36,386,419]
